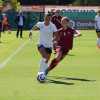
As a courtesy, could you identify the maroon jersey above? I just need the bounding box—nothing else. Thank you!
[51,15,62,29]
[57,27,76,50]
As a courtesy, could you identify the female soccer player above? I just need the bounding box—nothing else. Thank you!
[51,10,62,30]
[2,13,11,34]
[30,14,57,80]
[95,10,100,48]
[45,17,81,75]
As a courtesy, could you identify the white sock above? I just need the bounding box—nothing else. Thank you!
[39,58,48,72]
[97,38,100,46]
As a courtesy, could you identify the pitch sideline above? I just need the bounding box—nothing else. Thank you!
[0,41,29,69]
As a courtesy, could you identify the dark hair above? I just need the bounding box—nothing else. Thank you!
[45,13,52,17]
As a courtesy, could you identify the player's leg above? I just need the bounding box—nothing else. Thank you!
[20,26,23,38]
[4,24,7,33]
[45,48,69,75]
[7,24,11,34]
[16,26,20,38]
[96,30,100,48]
[2,24,5,33]
[38,45,51,73]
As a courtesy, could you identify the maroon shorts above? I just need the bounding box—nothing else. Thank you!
[55,46,69,56]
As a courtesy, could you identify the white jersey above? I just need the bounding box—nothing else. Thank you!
[36,22,57,48]
[95,15,100,29]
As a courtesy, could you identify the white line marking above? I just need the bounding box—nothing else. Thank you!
[0,41,28,69]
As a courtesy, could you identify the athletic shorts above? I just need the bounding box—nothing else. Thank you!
[38,44,52,54]
[96,29,100,33]
[55,46,69,55]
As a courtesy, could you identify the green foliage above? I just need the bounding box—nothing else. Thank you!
[73,0,100,5]
[10,0,21,11]
[0,0,3,5]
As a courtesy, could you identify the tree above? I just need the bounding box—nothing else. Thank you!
[17,0,75,5]
[10,0,21,11]
[0,0,3,5]
[73,0,100,5]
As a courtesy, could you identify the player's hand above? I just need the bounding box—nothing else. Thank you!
[29,30,32,38]
[74,30,82,38]
[74,33,82,38]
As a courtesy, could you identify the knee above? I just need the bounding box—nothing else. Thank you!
[43,57,49,63]
[42,54,50,63]
[45,55,50,63]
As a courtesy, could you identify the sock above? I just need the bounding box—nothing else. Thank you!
[39,58,48,72]
[97,38,100,46]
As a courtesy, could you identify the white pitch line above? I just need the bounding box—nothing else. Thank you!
[0,41,28,69]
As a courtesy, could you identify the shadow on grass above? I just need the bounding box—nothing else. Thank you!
[67,54,75,56]
[48,76,96,82]
[47,79,74,85]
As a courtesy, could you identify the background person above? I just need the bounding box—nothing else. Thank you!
[15,11,25,38]
[95,10,100,48]
[1,13,11,34]
[51,10,62,30]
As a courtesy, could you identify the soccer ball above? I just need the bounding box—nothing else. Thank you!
[37,72,46,83]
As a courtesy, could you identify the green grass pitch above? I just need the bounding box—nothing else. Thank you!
[0,30,100,100]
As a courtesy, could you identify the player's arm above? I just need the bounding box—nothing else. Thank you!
[29,26,39,36]
[74,30,82,38]
[29,22,41,34]
[53,31,59,45]
[30,25,40,33]
[52,24,59,47]
[31,25,40,31]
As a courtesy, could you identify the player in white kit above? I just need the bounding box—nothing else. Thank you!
[30,14,57,81]
[95,10,100,48]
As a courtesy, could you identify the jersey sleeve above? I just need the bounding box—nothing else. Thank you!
[35,22,41,28]
[72,29,76,34]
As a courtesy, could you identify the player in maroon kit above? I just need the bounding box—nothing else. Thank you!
[51,10,62,52]
[51,10,62,29]
[45,17,81,75]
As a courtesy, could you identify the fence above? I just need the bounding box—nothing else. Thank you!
[0,5,100,30]
[45,6,100,29]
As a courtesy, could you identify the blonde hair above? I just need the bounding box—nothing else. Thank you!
[61,17,70,22]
